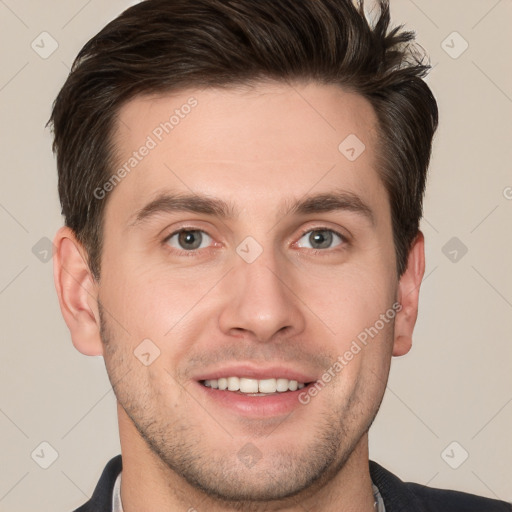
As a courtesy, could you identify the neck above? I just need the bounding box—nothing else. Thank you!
[117,403,376,512]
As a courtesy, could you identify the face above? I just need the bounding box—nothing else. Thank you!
[90,82,402,501]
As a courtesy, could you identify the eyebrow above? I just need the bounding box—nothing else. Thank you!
[127,188,375,228]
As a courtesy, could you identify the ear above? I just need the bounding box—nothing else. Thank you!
[392,231,425,357]
[53,226,104,356]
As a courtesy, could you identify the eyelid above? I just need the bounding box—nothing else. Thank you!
[292,226,348,254]
[161,224,349,255]
[296,225,348,242]
[161,220,217,240]
[162,226,218,254]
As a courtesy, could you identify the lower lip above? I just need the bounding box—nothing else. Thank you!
[196,382,312,417]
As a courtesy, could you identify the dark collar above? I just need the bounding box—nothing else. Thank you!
[73,454,122,512]
[75,455,511,512]
[369,459,429,512]
[78,456,418,512]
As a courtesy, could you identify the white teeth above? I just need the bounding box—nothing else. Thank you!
[258,378,277,393]
[239,378,259,393]
[276,378,289,392]
[227,376,240,391]
[202,377,308,393]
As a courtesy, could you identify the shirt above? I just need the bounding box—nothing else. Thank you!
[73,454,512,511]
[111,471,387,511]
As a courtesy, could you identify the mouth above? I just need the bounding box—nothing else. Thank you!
[194,367,318,417]
[200,377,310,396]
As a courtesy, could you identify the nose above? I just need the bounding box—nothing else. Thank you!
[218,248,306,343]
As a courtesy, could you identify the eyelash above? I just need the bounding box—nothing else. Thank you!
[296,227,347,256]
[162,226,348,257]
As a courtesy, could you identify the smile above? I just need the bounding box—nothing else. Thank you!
[201,377,308,395]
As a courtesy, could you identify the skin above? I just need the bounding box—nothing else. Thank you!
[53,81,425,512]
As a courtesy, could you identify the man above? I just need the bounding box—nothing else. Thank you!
[49,0,511,511]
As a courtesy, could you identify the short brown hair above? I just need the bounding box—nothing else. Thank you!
[48,0,438,279]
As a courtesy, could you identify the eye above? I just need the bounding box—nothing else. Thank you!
[164,229,213,252]
[296,228,345,251]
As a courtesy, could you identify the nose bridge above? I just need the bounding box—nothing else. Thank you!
[218,240,305,342]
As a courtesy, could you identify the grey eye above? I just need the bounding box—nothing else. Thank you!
[166,230,212,251]
[297,229,343,250]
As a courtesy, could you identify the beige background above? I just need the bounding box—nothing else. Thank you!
[0,0,511,510]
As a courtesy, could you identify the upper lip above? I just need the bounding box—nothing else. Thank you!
[193,363,317,383]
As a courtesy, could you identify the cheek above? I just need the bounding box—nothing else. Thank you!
[299,262,396,340]
[323,315,394,414]
[296,263,397,403]
[100,257,225,360]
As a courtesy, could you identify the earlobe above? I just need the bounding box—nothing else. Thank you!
[53,226,104,356]
[393,231,425,357]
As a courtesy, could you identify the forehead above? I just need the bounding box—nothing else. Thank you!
[107,81,386,221]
